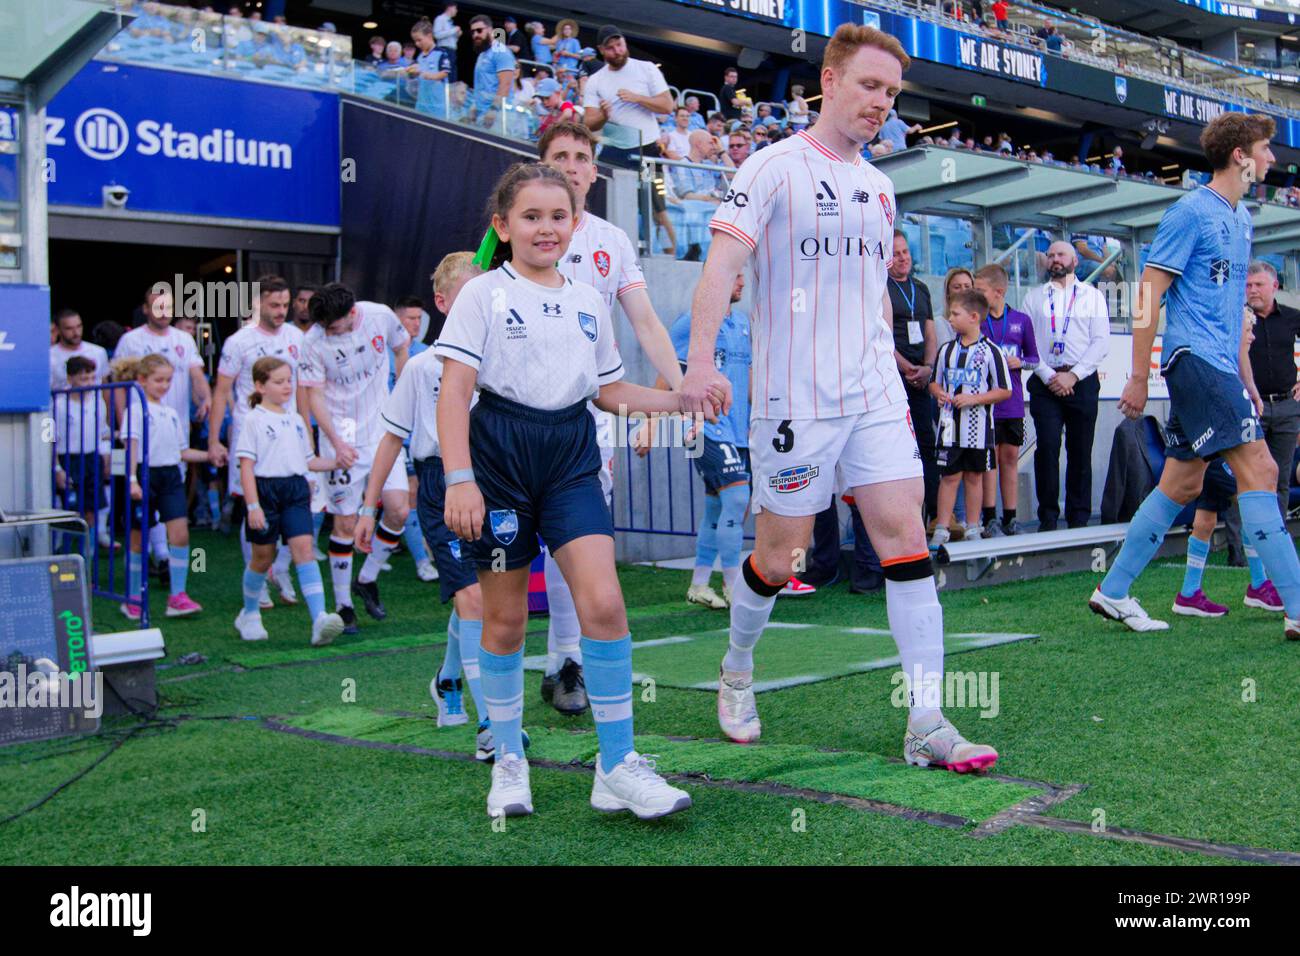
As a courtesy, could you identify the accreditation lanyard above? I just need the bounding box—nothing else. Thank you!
[1047,284,1078,357]
[891,277,917,317]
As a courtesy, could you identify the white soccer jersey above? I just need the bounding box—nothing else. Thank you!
[380,348,444,462]
[234,404,314,478]
[53,392,110,455]
[298,301,410,451]
[934,335,1011,451]
[559,211,646,313]
[218,322,305,429]
[124,395,188,467]
[709,129,904,419]
[434,264,624,411]
[50,342,109,389]
[114,325,203,423]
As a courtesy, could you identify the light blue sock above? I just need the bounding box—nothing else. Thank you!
[457,617,487,722]
[312,510,325,541]
[717,484,748,571]
[440,610,464,682]
[127,550,143,599]
[696,494,721,569]
[295,561,326,621]
[1245,543,1267,588]
[243,568,267,614]
[1100,488,1183,599]
[478,645,524,759]
[582,634,634,773]
[1239,490,1300,618]
[168,544,189,596]
[207,488,220,521]
[1181,535,1210,597]
[403,510,429,563]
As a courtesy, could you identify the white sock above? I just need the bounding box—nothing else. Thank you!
[149,523,167,559]
[885,576,945,727]
[543,548,582,674]
[722,565,741,592]
[273,543,292,576]
[691,566,713,587]
[97,510,110,539]
[722,571,777,673]
[358,522,402,584]
[328,536,353,608]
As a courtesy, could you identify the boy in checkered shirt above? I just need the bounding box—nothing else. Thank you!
[928,289,1012,549]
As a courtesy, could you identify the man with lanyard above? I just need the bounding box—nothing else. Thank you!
[537,121,684,715]
[1022,241,1110,530]
[887,229,938,520]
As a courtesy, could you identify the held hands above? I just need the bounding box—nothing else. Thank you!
[208,441,228,468]
[334,441,358,469]
[1047,371,1077,397]
[679,363,731,421]
[445,481,485,542]
[130,480,142,501]
[904,363,932,389]
[1117,374,1149,420]
[631,419,657,458]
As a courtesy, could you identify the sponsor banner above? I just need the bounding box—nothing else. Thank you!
[1097,332,1169,401]
[46,61,339,225]
[0,284,53,412]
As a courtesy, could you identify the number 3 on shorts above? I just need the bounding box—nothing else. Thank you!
[772,420,794,454]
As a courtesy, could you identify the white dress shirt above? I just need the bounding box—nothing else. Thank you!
[1021,275,1110,383]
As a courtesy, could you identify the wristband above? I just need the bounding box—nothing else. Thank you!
[358,505,378,518]
[247,502,262,512]
[444,468,476,487]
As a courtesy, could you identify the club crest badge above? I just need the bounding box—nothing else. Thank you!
[578,312,598,342]
[878,192,894,226]
[489,510,518,546]
[594,250,611,277]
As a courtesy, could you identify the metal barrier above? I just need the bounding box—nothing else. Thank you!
[679,88,721,117]
[50,382,152,626]
[639,155,737,259]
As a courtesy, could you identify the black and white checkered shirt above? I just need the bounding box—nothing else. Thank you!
[935,335,1011,451]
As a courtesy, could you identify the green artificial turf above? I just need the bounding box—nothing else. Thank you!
[0,528,1295,865]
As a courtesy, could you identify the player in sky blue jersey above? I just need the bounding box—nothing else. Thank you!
[1088,112,1300,640]
[656,273,750,609]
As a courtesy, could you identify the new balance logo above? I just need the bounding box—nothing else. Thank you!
[567,253,582,263]
[850,190,870,203]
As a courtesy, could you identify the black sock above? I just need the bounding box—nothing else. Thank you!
[981,506,996,526]
[1002,508,1016,524]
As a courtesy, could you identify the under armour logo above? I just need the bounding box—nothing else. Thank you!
[542,303,562,315]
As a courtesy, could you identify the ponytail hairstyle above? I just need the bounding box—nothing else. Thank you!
[482,162,576,270]
[249,355,291,408]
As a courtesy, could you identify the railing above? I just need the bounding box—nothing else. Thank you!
[50,382,152,626]
[639,155,738,259]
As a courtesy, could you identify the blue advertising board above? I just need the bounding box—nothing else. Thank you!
[45,61,339,226]
[0,284,53,412]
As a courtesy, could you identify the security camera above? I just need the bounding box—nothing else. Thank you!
[102,185,130,208]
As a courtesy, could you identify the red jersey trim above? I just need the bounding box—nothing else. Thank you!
[710,219,756,250]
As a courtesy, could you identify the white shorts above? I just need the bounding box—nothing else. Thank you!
[319,438,409,516]
[749,403,923,517]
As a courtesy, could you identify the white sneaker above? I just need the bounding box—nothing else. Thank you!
[272,568,298,604]
[416,558,439,582]
[1088,587,1170,632]
[965,524,985,540]
[234,609,268,642]
[718,666,761,742]
[591,751,692,819]
[929,525,951,550]
[487,753,533,818]
[258,583,274,610]
[686,583,727,609]
[311,612,344,647]
[380,560,392,572]
[1286,617,1300,641]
